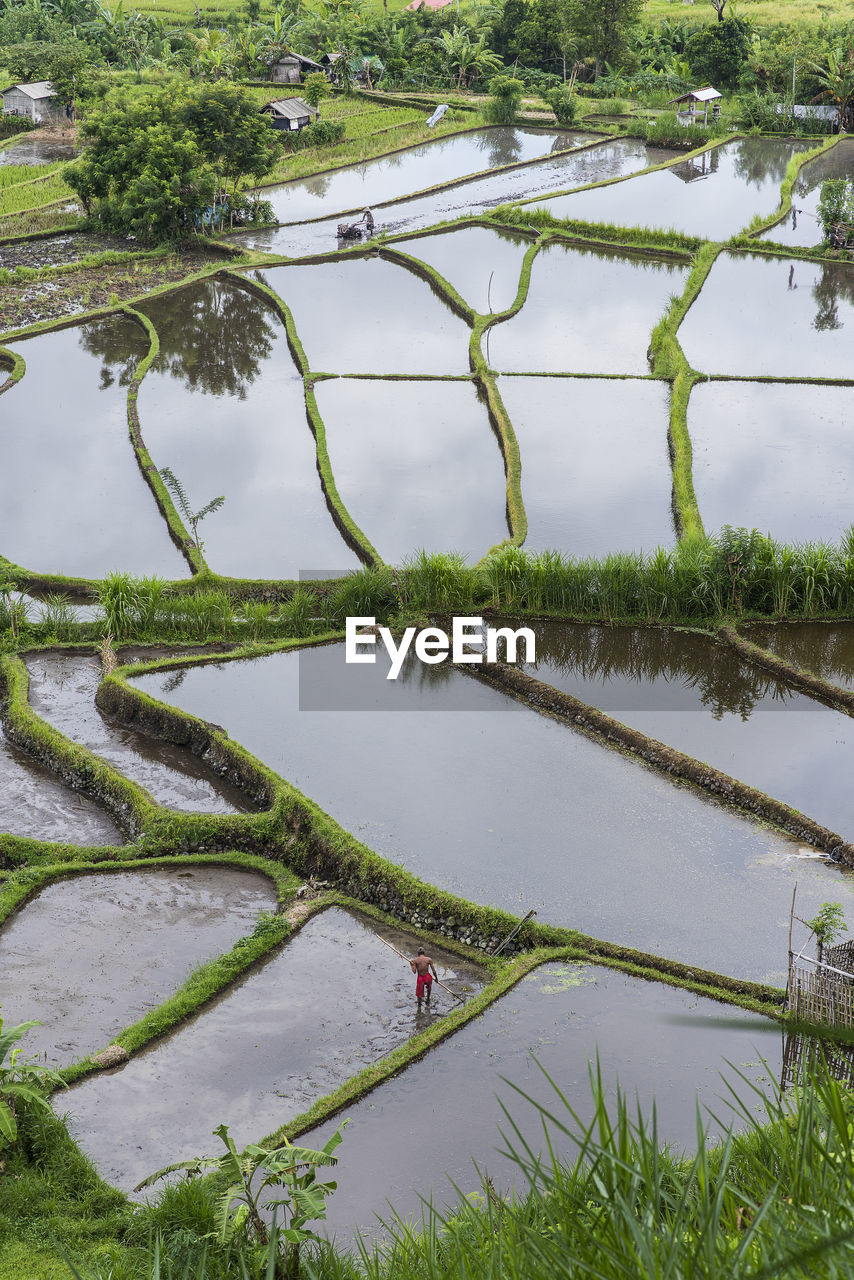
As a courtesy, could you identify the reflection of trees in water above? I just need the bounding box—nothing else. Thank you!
[141,279,279,400]
[811,261,854,332]
[731,137,800,189]
[78,314,148,392]
[517,624,794,720]
[795,140,854,198]
[474,127,524,170]
[747,623,854,684]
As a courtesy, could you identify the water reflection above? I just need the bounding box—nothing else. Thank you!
[731,135,802,187]
[507,622,792,719]
[781,1031,854,1092]
[78,316,144,391]
[811,261,854,332]
[679,252,854,377]
[502,619,854,839]
[744,623,854,689]
[139,279,278,400]
[760,140,854,247]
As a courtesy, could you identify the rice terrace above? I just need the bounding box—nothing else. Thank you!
[2,1,854,1275]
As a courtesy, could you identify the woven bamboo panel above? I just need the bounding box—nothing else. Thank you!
[789,960,854,1029]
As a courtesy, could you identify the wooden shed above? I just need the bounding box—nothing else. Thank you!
[262,97,319,131]
[667,86,722,126]
[1,81,61,124]
[269,53,325,85]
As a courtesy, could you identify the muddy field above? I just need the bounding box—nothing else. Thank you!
[0,249,231,330]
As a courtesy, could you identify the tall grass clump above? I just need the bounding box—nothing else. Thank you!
[97,571,141,641]
[324,566,398,626]
[399,552,481,614]
[38,593,78,641]
[278,587,317,638]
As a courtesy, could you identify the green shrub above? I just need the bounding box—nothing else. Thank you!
[482,76,525,126]
[818,177,854,243]
[278,119,345,152]
[0,116,36,140]
[544,86,579,126]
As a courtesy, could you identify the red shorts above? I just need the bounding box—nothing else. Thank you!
[416,972,433,997]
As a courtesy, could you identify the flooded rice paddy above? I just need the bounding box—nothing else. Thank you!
[131,646,849,982]
[24,652,248,812]
[305,962,780,1242]
[64,907,486,1192]
[263,127,590,223]
[313,378,509,563]
[679,252,854,378]
[0,726,121,844]
[393,226,530,315]
[257,258,471,374]
[743,623,854,690]
[1,866,277,1063]
[687,381,854,544]
[759,139,854,248]
[0,138,76,166]
[0,317,186,579]
[240,137,676,259]
[498,377,674,555]
[532,137,802,239]
[137,279,359,578]
[488,243,687,374]
[513,621,854,839]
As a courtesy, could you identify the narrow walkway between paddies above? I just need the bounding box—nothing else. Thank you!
[137,278,360,579]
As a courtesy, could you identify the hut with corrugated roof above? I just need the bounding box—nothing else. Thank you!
[667,86,722,126]
[261,97,319,132]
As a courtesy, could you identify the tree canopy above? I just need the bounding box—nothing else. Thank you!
[64,83,278,242]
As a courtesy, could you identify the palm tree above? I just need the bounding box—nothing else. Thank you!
[434,25,501,91]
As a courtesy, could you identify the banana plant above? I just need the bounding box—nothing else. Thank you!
[0,1013,65,1148]
[135,1121,348,1278]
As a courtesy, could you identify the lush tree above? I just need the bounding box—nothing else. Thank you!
[544,81,578,123]
[64,84,278,241]
[817,177,854,245]
[685,19,751,91]
[1,37,95,89]
[569,0,642,80]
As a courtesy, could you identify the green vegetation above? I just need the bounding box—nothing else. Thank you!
[0,1015,64,1146]
[158,471,226,556]
[65,82,278,241]
[482,73,525,124]
[818,176,854,242]
[138,1122,348,1276]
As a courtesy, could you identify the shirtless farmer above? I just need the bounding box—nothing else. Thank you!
[410,948,438,1003]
